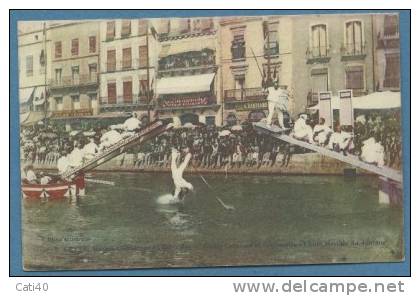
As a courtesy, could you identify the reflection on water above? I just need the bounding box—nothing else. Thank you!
[22,173,403,270]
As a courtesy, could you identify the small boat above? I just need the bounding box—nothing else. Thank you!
[21,174,85,200]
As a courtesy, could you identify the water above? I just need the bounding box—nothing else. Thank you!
[22,173,403,270]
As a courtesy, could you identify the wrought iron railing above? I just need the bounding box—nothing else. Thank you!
[50,75,98,88]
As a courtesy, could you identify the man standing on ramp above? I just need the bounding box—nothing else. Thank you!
[171,148,194,201]
[265,81,289,129]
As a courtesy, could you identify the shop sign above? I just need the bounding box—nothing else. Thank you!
[51,109,93,118]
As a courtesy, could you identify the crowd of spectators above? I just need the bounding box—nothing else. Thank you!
[19,110,402,171]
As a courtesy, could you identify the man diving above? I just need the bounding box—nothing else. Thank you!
[171,147,194,201]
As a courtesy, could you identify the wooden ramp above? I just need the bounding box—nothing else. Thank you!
[62,120,171,180]
[254,123,402,183]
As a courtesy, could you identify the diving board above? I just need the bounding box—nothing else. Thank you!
[62,120,172,180]
[254,124,402,183]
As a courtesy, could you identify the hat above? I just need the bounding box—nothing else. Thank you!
[299,113,308,120]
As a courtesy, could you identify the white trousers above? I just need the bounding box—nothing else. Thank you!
[267,101,285,127]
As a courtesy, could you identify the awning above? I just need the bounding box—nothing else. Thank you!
[19,87,35,105]
[33,87,46,106]
[20,111,47,126]
[308,91,401,110]
[159,38,215,58]
[157,73,215,95]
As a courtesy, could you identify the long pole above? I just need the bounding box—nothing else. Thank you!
[250,48,263,79]
[43,22,47,121]
[146,21,151,123]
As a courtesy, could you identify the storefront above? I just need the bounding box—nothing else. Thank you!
[224,100,268,124]
[156,72,220,126]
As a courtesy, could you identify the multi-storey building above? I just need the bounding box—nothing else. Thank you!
[155,17,221,126]
[48,21,100,129]
[98,19,159,124]
[219,16,294,124]
[373,13,400,91]
[291,14,376,112]
[18,21,51,125]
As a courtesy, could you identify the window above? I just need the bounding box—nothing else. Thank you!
[310,24,328,57]
[179,19,191,34]
[138,19,148,35]
[345,66,364,91]
[159,19,170,34]
[55,97,63,111]
[71,38,79,56]
[201,18,213,31]
[71,95,80,110]
[39,50,46,74]
[264,22,279,56]
[192,19,201,32]
[89,64,97,81]
[384,15,399,37]
[139,46,148,68]
[384,53,400,88]
[26,55,33,76]
[231,31,245,60]
[123,80,133,103]
[139,79,148,97]
[55,41,62,58]
[121,20,131,38]
[106,21,116,40]
[107,82,117,104]
[55,68,62,84]
[89,36,96,53]
[71,66,80,84]
[122,48,132,69]
[107,49,116,72]
[345,21,363,55]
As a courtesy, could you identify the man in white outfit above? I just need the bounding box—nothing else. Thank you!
[292,114,314,144]
[265,81,289,129]
[171,148,193,201]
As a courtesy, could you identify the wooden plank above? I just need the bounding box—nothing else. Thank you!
[255,126,402,183]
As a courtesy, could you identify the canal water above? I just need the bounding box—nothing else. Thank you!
[22,173,403,270]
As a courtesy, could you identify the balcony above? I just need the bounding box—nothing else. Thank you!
[264,41,279,57]
[306,91,319,107]
[306,46,330,64]
[341,42,367,61]
[377,30,400,49]
[224,88,266,103]
[50,75,98,89]
[158,65,217,78]
[51,108,93,118]
[99,95,151,112]
[105,59,149,73]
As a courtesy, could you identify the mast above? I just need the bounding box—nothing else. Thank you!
[146,20,151,123]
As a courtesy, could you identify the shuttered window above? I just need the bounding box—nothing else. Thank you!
[106,21,116,40]
[345,66,364,90]
[122,48,132,69]
[107,50,116,72]
[121,20,131,38]
[89,36,96,53]
[55,41,62,58]
[138,20,148,35]
[123,81,133,103]
[139,46,148,68]
[71,39,79,56]
[107,82,116,104]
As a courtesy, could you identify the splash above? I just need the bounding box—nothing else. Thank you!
[156,193,180,205]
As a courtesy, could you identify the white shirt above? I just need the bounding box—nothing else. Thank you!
[68,147,83,167]
[83,142,98,156]
[40,175,52,185]
[101,130,123,146]
[267,87,288,105]
[26,170,37,182]
[123,117,141,131]
[57,156,69,174]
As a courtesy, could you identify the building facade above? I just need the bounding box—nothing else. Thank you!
[219,16,294,124]
[18,22,51,125]
[373,13,400,91]
[99,19,160,123]
[155,17,221,126]
[291,14,376,112]
[48,21,100,128]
